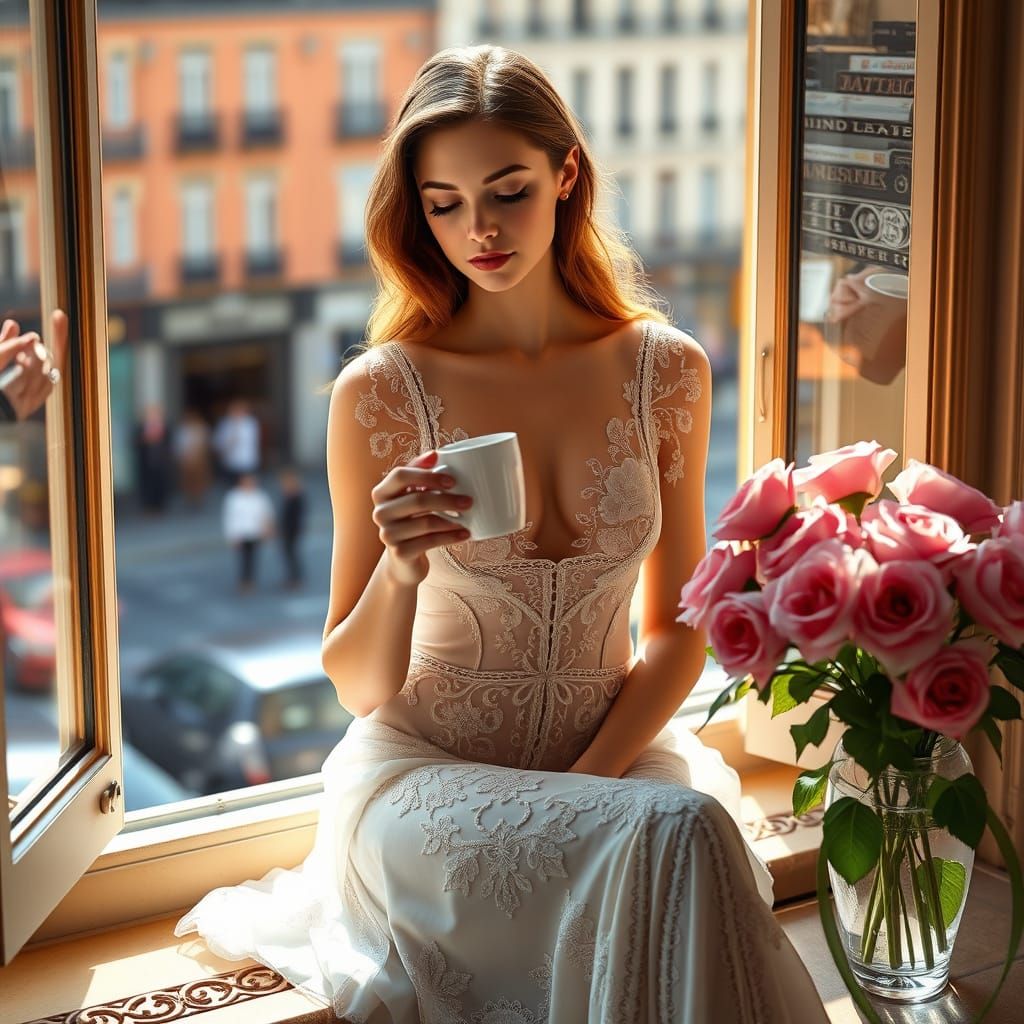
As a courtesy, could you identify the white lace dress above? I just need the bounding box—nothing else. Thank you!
[175,322,830,1023]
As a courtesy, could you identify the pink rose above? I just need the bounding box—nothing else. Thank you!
[861,499,975,581]
[712,458,795,541]
[762,539,873,665]
[793,440,897,505]
[954,537,1024,648]
[677,542,758,629]
[994,500,1024,541]
[706,591,788,688]
[888,460,1003,535]
[852,559,956,677]
[891,638,993,739]
[756,496,863,583]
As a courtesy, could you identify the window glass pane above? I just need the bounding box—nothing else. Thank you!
[2,0,92,821]
[99,1,751,823]
[795,0,916,466]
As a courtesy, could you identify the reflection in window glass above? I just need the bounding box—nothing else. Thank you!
[101,0,751,816]
[2,0,87,820]
[795,0,916,468]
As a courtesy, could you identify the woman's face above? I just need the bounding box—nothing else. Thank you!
[413,119,578,291]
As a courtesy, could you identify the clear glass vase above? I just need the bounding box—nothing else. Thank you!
[824,734,976,1002]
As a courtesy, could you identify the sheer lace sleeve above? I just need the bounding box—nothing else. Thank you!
[647,326,707,486]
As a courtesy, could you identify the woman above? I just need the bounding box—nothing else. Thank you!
[176,46,829,1023]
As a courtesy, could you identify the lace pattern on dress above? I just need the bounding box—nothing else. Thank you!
[357,323,702,770]
[381,764,785,1022]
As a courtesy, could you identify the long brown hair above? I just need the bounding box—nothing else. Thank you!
[357,44,669,353]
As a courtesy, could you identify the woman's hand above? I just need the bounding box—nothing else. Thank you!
[0,310,68,420]
[371,450,472,587]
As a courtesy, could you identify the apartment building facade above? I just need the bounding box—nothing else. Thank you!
[438,0,749,367]
[1,0,435,487]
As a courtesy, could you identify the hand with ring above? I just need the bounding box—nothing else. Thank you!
[0,309,68,421]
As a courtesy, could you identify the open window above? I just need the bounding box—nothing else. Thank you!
[0,0,122,963]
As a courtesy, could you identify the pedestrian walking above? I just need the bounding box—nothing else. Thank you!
[212,399,261,486]
[277,466,306,589]
[134,403,173,515]
[173,408,213,511]
[222,473,275,594]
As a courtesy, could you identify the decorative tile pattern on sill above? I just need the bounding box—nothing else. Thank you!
[22,965,291,1024]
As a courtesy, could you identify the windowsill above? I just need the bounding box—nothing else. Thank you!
[1,750,817,1024]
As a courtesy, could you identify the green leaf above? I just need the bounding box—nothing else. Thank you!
[829,689,875,730]
[822,797,883,884]
[834,643,861,683]
[698,676,756,733]
[816,849,883,1024]
[841,726,915,775]
[855,647,879,679]
[770,673,798,718]
[836,491,873,518]
[790,703,831,760]
[973,807,1024,1022]
[978,715,1004,764]
[995,650,1024,691]
[988,684,1022,721]
[913,857,967,931]
[792,762,830,816]
[926,774,988,848]
[705,645,717,660]
[791,669,829,703]
[863,673,893,709]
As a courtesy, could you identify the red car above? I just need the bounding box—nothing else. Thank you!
[0,548,57,692]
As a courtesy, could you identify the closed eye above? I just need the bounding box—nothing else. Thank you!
[428,187,530,217]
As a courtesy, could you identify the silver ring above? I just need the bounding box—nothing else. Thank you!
[47,367,60,385]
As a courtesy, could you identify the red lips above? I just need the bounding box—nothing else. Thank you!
[469,252,513,271]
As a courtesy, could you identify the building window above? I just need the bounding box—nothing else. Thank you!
[106,52,132,128]
[244,45,276,114]
[661,0,681,30]
[339,41,383,137]
[526,0,545,36]
[180,181,218,283]
[179,49,212,117]
[702,0,722,30]
[701,61,720,134]
[571,0,592,33]
[615,67,634,139]
[617,0,637,32]
[0,56,20,139]
[337,163,375,266]
[110,187,136,268]
[477,0,500,36]
[699,165,719,240]
[656,170,677,245]
[245,176,277,255]
[0,199,26,286]
[571,68,591,137]
[659,65,678,135]
[616,173,633,236]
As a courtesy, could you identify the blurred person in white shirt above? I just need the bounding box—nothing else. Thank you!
[222,473,275,594]
[212,399,261,485]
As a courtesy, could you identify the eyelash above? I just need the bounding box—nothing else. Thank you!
[428,187,530,217]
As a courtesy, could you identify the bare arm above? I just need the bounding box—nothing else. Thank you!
[320,355,470,717]
[569,334,713,778]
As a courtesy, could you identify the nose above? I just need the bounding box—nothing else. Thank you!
[467,203,498,243]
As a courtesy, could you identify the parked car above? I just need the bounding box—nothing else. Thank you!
[121,628,353,794]
[0,548,57,692]
[6,690,194,813]
[0,546,123,693]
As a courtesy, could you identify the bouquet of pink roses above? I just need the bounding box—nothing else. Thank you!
[677,441,1023,1021]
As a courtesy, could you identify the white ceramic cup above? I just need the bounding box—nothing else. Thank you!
[434,432,527,541]
[864,272,909,299]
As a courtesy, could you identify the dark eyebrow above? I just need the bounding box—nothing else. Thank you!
[419,164,531,191]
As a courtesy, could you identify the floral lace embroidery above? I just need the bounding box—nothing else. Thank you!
[408,939,472,1024]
